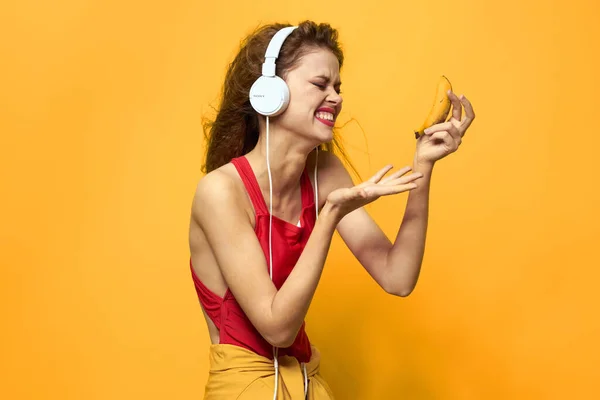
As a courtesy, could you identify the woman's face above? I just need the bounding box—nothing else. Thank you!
[278,48,343,145]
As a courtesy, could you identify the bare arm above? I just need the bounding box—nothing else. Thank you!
[364,91,475,295]
[383,160,432,296]
[330,153,431,297]
[194,171,342,348]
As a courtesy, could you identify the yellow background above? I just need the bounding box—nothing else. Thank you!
[2,0,599,398]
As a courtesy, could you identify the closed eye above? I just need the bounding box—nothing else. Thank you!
[312,82,342,95]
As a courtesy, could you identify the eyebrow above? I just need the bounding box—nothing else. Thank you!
[314,75,342,86]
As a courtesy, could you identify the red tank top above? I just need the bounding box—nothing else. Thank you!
[190,155,316,363]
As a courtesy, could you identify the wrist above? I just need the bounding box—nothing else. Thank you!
[413,159,435,174]
[320,201,344,225]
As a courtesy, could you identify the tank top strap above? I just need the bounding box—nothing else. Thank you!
[231,156,268,215]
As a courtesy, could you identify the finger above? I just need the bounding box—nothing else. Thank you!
[427,119,461,141]
[430,130,458,150]
[446,124,462,141]
[380,166,413,184]
[460,95,475,131]
[448,90,462,121]
[384,173,423,187]
[367,164,394,184]
[364,183,418,197]
[424,121,453,136]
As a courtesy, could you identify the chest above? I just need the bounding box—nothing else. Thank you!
[253,209,315,288]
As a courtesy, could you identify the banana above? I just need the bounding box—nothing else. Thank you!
[414,75,452,139]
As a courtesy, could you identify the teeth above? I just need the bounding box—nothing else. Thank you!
[316,112,334,121]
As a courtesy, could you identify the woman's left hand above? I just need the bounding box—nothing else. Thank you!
[414,91,476,166]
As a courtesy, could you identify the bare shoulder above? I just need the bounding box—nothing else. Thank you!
[189,162,253,269]
[194,165,237,203]
[191,163,251,225]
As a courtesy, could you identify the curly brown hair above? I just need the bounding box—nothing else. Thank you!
[201,20,359,177]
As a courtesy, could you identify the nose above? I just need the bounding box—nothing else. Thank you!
[327,89,343,107]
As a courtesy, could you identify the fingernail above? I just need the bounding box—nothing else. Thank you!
[424,128,431,134]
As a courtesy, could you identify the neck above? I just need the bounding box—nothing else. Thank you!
[245,122,316,203]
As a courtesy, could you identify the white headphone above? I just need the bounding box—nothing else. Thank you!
[249,26,298,116]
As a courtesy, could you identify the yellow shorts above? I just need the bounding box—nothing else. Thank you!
[203,344,335,399]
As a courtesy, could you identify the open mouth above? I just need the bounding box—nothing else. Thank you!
[315,111,335,127]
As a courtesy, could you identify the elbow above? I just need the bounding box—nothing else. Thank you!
[263,327,297,348]
[396,288,414,297]
[383,280,416,298]
[387,287,414,297]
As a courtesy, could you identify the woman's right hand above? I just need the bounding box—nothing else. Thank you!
[325,165,423,219]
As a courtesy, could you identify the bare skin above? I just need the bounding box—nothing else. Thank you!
[188,47,475,346]
[189,149,420,345]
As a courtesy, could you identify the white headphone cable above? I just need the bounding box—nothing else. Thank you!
[314,146,319,219]
[266,116,281,400]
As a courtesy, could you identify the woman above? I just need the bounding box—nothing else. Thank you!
[189,20,475,399]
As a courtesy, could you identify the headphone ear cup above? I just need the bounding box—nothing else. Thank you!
[249,75,290,116]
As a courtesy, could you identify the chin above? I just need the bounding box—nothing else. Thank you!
[321,131,334,143]
[303,128,331,146]
[318,126,335,144]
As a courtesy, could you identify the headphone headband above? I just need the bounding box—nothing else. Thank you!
[261,26,298,77]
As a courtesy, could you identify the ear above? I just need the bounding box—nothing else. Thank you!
[249,76,290,116]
